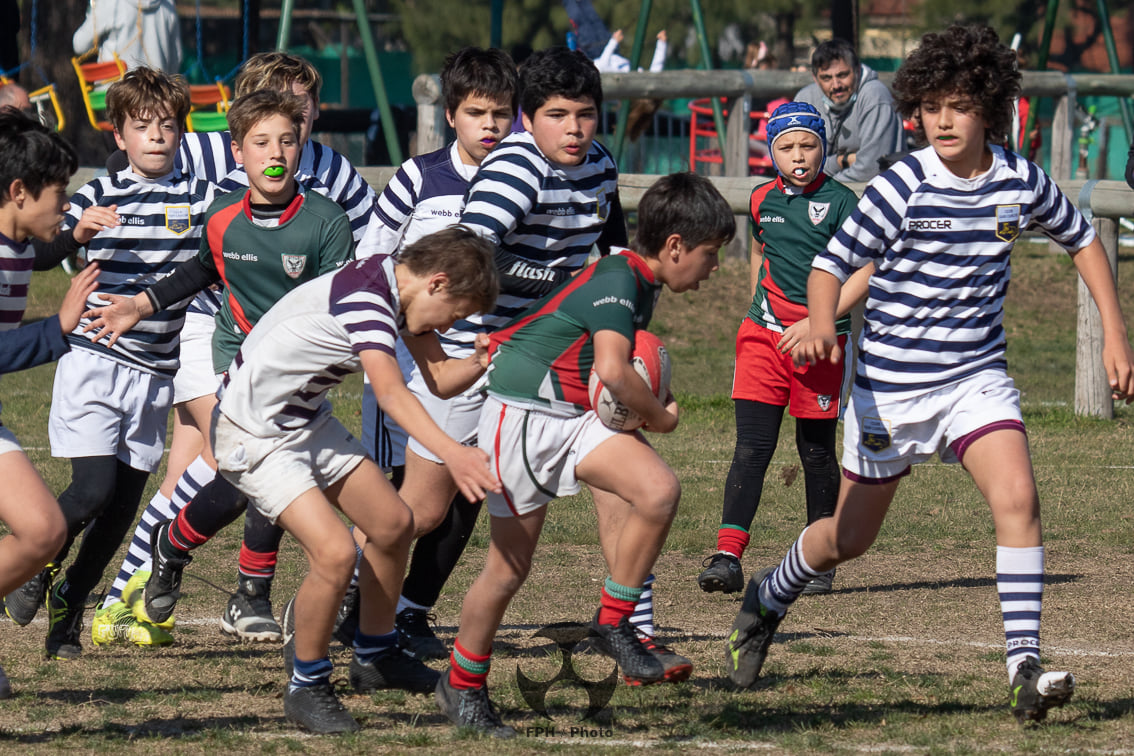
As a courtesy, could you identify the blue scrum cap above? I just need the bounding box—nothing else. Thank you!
[765,101,827,169]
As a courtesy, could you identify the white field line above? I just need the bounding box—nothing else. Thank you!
[9,614,1134,659]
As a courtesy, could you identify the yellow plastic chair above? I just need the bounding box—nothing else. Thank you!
[71,53,127,132]
[186,81,231,133]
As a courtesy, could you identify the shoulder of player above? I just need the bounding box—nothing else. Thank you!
[299,188,352,221]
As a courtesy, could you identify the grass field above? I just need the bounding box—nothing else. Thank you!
[3,239,1134,753]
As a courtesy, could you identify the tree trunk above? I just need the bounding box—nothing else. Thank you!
[22,0,115,165]
[773,12,795,72]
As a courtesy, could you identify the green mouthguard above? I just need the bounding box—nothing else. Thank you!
[263,166,286,177]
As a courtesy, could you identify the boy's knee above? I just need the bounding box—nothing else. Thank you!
[640,473,681,523]
[368,501,415,551]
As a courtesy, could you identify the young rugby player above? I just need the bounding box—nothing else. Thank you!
[81,89,363,646]
[437,173,735,737]
[331,46,518,658]
[3,68,215,660]
[726,24,1134,724]
[98,52,388,645]
[698,101,865,597]
[0,109,100,694]
[208,226,500,732]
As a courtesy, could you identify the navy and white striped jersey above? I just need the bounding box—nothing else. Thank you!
[459,131,619,333]
[374,142,477,252]
[813,145,1095,393]
[374,142,478,356]
[67,169,216,377]
[219,254,401,437]
[176,131,382,254]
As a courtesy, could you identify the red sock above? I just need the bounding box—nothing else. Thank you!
[448,638,491,689]
[238,544,278,580]
[168,510,210,552]
[597,587,637,627]
[717,527,750,559]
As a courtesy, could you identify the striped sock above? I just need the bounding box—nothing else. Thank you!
[290,656,333,692]
[630,574,655,638]
[598,577,643,627]
[717,526,750,560]
[998,545,1044,682]
[759,528,822,616]
[449,638,491,689]
[103,490,175,608]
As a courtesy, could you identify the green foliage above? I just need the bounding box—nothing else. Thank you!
[389,0,824,74]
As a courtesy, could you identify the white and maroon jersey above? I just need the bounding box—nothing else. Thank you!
[218,254,401,437]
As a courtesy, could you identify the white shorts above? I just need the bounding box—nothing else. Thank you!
[479,394,619,518]
[842,369,1023,480]
[360,340,413,470]
[405,361,485,464]
[49,349,173,472]
[0,424,22,456]
[173,312,220,405]
[213,409,367,523]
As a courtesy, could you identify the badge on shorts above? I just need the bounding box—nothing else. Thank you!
[166,205,191,234]
[282,254,307,279]
[808,201,830,225]
[861,416,891,452]
[995,204,1020,242]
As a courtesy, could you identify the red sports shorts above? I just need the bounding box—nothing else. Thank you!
[731,317,847,419]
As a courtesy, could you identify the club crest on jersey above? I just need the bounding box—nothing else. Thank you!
[860,416,891,452]
[282,254,307,279]
[596,187,609,222]
[165,205,191,235]
[808,201,830,225]
[995,204,1020,242]
[817,394,832,411]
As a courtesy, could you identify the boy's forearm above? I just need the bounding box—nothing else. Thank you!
[1071,238,1129,340]
[32,229,80,271]
[834,262,874,318]
[806,268,843,334]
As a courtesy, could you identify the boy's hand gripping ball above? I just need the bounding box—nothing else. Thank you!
[587,330,672,431]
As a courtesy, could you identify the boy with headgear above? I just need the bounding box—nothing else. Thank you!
[698,101,872,597]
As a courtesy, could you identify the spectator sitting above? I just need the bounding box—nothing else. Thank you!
[795,38,903,183]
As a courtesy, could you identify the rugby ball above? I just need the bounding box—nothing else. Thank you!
[587,330,671,431]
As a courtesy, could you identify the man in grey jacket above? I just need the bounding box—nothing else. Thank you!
[795,39,903,183]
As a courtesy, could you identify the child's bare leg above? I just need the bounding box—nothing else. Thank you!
[0,452,66,596]
[960,427,1054,694]
[330,459,415,635]
[577,432,680,590]
[400,449,459,538]
[454,508,546,657]
[158,400,211,498]
[799,476,898,572]
[961,429,1041,547]
[728,474,896,687]
[276,488,358,661]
